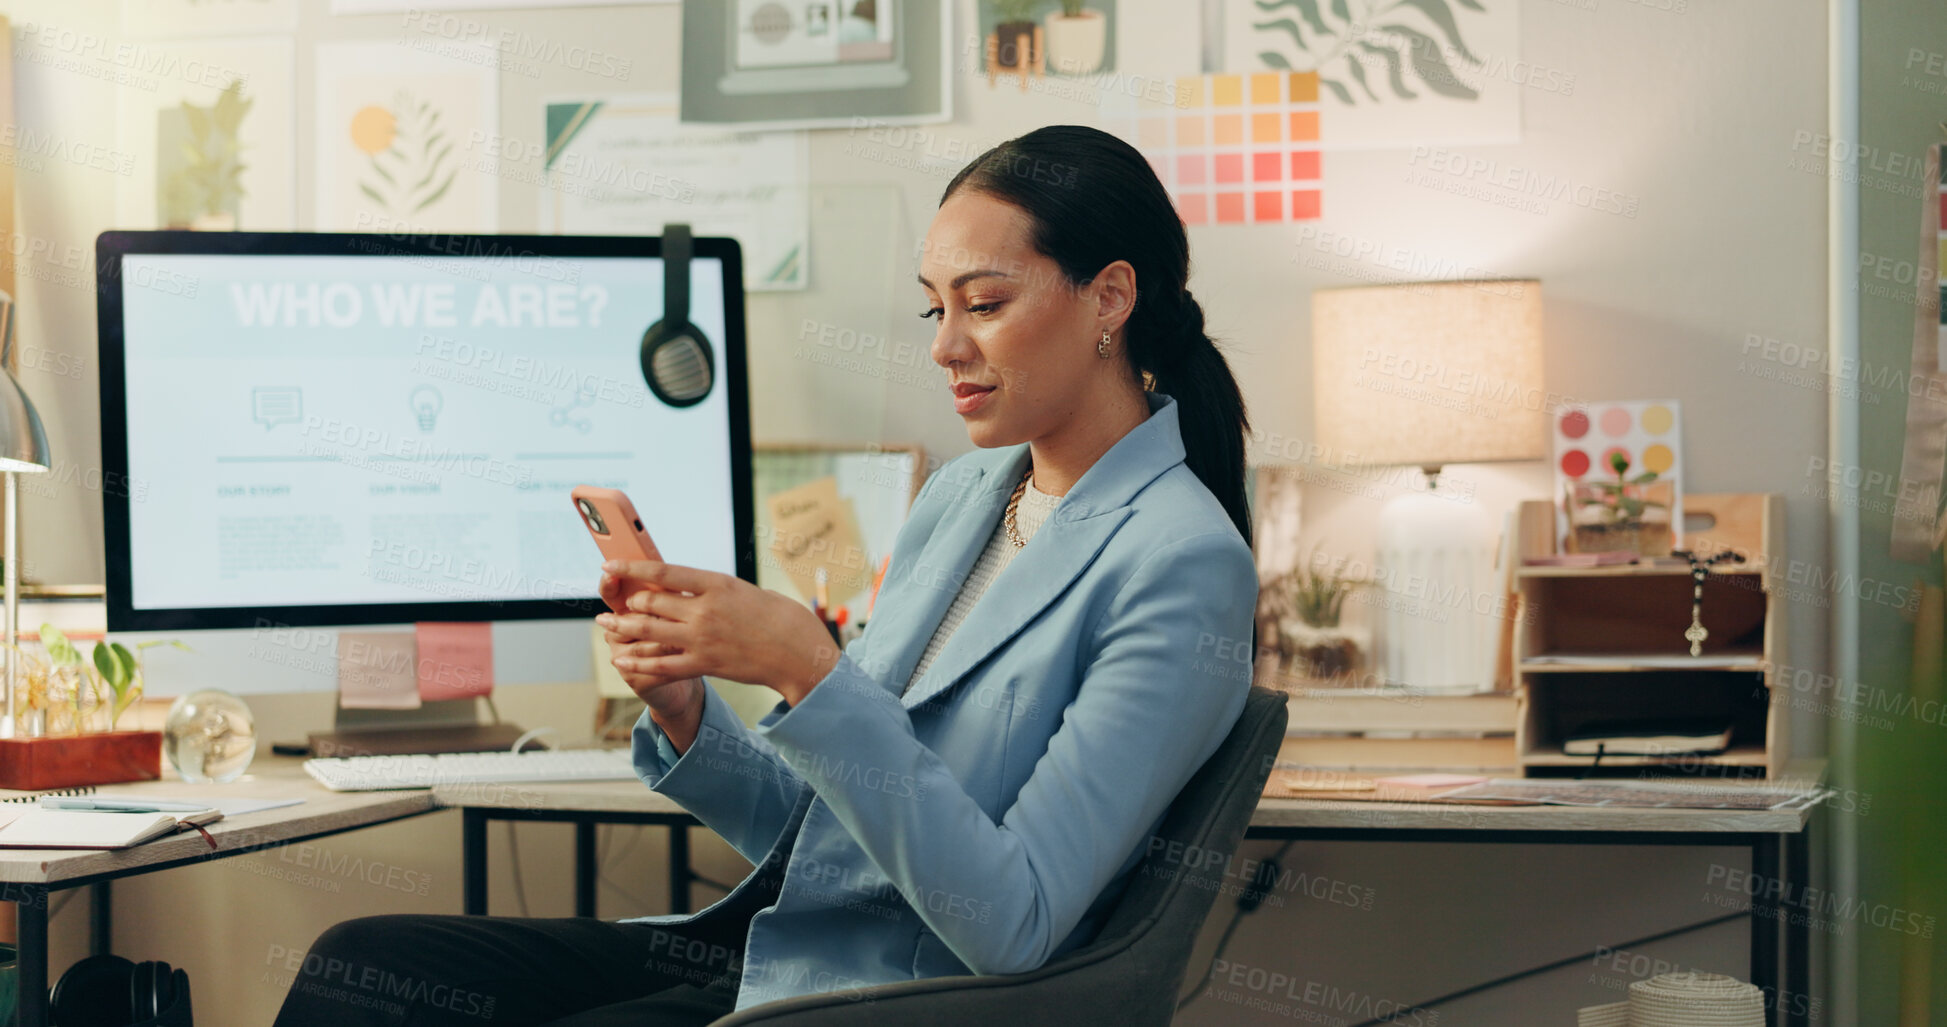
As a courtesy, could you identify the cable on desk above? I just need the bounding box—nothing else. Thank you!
[507,822,531,918]
[1256,909,1749,1027]
[1174,838,1296,1012]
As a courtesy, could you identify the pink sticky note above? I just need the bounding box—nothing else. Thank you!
[337,632,421,709]
[1375,773,1488,790]
[416,622,494,701]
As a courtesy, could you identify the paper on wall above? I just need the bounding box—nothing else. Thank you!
[313,40,499,233]
[766,476,869,607]
[541,95,808,290]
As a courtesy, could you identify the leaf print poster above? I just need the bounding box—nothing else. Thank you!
[314,41,498,232]
[1219,0,1520,148]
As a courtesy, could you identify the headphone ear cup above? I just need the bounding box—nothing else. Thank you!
[49,953,135,1027]
[640,322,715,407]
[130,961,156,1022]
[152,961,176,1020]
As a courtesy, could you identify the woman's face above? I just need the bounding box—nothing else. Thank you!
[918,190,1126,449]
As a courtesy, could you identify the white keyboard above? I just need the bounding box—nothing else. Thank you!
[304,748,639,791]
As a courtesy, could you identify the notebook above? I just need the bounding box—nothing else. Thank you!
[0,806,224,849]
[1563,719,1734,757]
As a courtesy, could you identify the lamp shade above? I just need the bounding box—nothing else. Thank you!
[0,292,48,473]
[0,372,49,474]
[1312,280,1546,469]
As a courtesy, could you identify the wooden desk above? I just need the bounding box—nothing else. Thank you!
[438,763,1823,1027]
[0,759,1820,1027]
[0,762,438,1027]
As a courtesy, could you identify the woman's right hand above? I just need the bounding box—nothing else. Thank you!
[601,570,706,750]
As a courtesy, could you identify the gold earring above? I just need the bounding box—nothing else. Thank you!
[1097,330,1111,358]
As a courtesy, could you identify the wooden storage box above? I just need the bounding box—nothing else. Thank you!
[1511,492,1786,776]
[0,730,163,790]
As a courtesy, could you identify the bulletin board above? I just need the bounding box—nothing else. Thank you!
[752,442,925,604]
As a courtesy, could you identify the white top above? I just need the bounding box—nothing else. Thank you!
[902,472,1061,694]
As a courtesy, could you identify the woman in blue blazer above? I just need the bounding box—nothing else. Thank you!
[274,124,1259,1027]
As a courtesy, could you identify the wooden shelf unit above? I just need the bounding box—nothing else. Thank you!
[1511,492,1787,777]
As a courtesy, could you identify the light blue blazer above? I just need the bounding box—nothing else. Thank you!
[625,391,1259,1012]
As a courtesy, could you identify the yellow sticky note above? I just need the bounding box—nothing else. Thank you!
[766,476,871,607]
[591,621,634,700]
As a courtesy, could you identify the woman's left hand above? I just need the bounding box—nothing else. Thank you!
[595,559,842,706]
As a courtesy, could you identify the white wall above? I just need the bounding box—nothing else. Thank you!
[0,1,1830,1023]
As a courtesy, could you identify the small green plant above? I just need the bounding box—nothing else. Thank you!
[89,633,191,731]
[1279,544,1371,629]
[1576,451,1666,524]
[994,0,1039,22]
[1058,0,1087,16]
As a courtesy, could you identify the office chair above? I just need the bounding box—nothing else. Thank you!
[710,685,1289,1027]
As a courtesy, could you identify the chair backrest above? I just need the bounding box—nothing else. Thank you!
[1097,684,1286,941]
[707,685,1289,1027]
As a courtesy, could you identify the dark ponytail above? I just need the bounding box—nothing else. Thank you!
[942,125,1254,548]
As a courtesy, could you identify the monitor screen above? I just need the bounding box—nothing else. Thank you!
[97,232,752,631]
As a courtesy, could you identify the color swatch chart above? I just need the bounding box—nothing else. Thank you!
[1551,399,1686,547]
[1105,72,1323,225]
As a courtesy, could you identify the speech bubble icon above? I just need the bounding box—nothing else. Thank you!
[252,386,303,430]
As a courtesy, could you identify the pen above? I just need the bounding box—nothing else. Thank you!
[42,798,210,813]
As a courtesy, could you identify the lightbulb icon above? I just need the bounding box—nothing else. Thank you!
[410,385,444,431]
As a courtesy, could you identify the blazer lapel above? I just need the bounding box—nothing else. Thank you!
[885,391,1191,712]
[869,453,1014,695]
[897,503,1130,711]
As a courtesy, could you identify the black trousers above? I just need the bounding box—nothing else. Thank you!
[270,913,744,1027]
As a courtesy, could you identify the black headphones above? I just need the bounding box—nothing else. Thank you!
[50,953,192,1026]
[639,223,716,408]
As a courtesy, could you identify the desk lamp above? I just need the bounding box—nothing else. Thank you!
[1312,280,1544,693]
[0,292,51,736]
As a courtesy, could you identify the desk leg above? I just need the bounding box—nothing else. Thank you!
[18,885,47,1027]
[1750,833,1781,1027]
[575,821,597,918]
[669,822,690,915]
[463,809,488,916]
[90,881,111,955]
[1785,828,1810,1027]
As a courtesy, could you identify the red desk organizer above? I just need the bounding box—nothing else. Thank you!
[0,730,163,790]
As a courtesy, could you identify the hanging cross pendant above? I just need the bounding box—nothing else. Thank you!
[1685,619,1709,657]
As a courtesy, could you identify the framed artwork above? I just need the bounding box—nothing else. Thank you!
[313,40,499,232]
[115,37,297,230]
[679,0,951,131]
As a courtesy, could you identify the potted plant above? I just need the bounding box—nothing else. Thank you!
[1565,451,1674,557]
[90,634,192,732]
[0,627,186,788]
[1274,545,1372,683]
[1044,0,1106,75]
[992,0,1040,69]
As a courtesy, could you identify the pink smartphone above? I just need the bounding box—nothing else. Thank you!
[572,485,663,614]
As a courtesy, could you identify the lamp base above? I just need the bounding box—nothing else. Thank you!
[1374,479,1499,693]
[0,730,163,791]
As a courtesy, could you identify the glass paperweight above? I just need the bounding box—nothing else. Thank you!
[163,689,257,783]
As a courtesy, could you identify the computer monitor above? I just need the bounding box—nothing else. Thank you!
[96,231,754,637]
